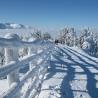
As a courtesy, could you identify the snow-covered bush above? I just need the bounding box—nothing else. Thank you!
[82,41,91,54]
[42,32,52,40]
[30,30,42,39]
[57,27,98,56]
[80,29,98,56]
[58,27,77,46]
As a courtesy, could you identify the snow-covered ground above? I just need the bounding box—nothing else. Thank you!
[38,45,98,98]
[0,45,98,98]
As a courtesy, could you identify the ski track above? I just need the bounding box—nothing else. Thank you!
[38,46,98,98]
[0,45,98,98]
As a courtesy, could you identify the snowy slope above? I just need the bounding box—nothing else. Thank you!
[0,45,98,98]
[38,45,98,98]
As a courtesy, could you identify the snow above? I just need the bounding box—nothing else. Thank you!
[0,29,35,38]
[0,79,9,95]
[38,45,98,98]
[0,44,98,98]
[0,23,26,29]
[82,41,91,50]
[9,23,23,29]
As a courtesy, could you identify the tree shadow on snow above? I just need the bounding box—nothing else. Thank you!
[62,47,98,98]
[44,46,98,98]
[45,48,75,98]
[66,47,98,64]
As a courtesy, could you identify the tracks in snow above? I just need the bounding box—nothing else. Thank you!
[38,46,98,98]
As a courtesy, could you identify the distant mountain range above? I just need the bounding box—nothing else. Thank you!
[0,23,31,29]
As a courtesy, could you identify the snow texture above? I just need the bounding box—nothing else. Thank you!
[38,45,98,98]
[0,44,98,98]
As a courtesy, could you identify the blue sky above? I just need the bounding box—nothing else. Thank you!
[0,0,98,30]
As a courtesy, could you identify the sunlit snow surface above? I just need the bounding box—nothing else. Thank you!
[38,45,98,98]
[0,45,98,98]
[0,79,9,95]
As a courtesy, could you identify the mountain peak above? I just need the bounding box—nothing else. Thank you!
[0,23,29,29]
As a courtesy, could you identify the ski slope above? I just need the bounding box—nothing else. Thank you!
[38,45,98,98]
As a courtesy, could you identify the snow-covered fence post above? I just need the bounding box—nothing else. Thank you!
[28,38,38,83]
[4,33,20,98]
[28,38,37,71]
[28,46,37,70]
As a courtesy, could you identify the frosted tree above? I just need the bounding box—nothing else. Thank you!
[42,32,52,40]
[79,28,90,48]
[68,28,77,46]
[31,30,42,39]
[59,28,68,44]
[81,28,98,56]
[59,27,77,46]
